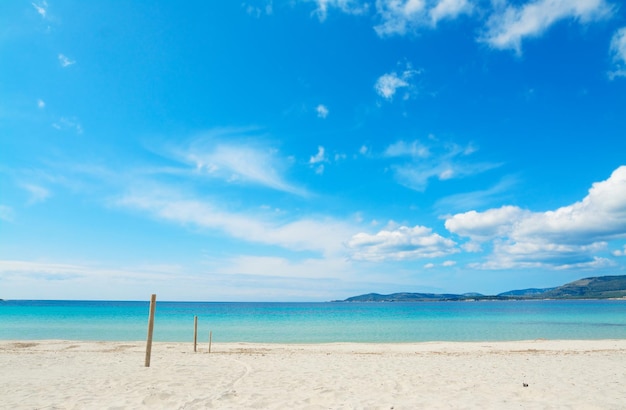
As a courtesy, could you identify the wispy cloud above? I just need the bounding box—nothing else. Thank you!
[383,138,499,191]
[180,131,308,196]
[446,166,626,269]
[244,1,273,17]
[32,1,48,18]
[392,161,498,191]
[58,54,76,67]
[347,224,458,261]
[37,99,46,109]
[480,0,613,54]
[384,140,430,158]
[434,175,518,213]
[374,64,421,101]
[609,27,626,79]
[116,187,356,257]
[312,0,369,22]
[52,117,83,134]
[21,183,51,205]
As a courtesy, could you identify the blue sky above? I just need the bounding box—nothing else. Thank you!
[1,0,626,301]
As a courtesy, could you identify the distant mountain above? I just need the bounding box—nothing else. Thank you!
[337,275,626,302]
[342,292,473,302]
[497,288,555,297]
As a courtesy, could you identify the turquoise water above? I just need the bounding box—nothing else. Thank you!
[1,300,626,343]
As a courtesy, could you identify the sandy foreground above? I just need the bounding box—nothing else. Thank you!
[1,340,625,409]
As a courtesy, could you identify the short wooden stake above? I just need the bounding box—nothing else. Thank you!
[144,294,156,367]
[193,316,198,352]
[209,331,212,353]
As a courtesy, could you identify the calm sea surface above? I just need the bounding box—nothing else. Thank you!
[1,300,626,343]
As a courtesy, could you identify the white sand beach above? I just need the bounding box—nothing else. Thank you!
[1,339,625,409]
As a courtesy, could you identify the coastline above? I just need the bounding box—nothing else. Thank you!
[2,339,625,409]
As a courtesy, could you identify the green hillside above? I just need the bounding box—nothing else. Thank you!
[539,275,626,299]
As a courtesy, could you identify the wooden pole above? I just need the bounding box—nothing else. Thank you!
[208,330,212,354]
[144,294,156,367]
[193,316,198,352]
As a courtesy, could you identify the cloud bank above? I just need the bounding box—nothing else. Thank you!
[347,224,458,261]
[446,166,626,269]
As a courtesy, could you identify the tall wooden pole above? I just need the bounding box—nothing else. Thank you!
[193,316,198,352]
[145,294,156,367]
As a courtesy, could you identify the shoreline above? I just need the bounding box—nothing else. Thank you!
[2,339,626,409]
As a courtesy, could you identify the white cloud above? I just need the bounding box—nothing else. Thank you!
[310,146,328,174]
[183,137,307,196]
[37,99,45,109]
[309,146,327,164]
[613,245,626,256]
[32,1,48,18]
[424,260,456,269]
[375,0,426,36]
[58,54,75,67]
[429,0,472,26]
[374,65,421,101]
[375,73,408,100]
[116,189,356,257]
[447,166,626,269]
[445,205,530,241]
[374,0,472,36]
[513,166,626,244]
[462,241,482,252]
[0,205,15,222]
[347,224,458,261]
[316,104,329,118]
[480,0,613,54]
[609,27,626,79]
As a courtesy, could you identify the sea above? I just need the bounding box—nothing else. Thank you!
[1,299,626,343]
